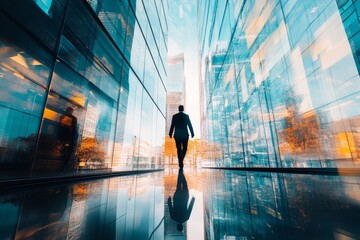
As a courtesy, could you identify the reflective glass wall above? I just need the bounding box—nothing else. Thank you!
[0,0,168,180]
[198,0,360,168]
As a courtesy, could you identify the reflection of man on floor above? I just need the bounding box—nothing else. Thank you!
[59,107,78,170]
[168,169,195,232]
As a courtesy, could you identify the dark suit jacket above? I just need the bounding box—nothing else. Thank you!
[169,112,194,139]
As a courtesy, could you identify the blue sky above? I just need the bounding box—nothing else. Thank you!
[168,0,200,136]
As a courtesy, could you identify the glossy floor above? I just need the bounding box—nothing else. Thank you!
[1,167,360,240]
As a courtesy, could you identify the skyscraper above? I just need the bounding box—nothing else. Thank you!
[166,53,185,134]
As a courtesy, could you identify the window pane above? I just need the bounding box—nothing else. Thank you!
[0,14,51,179]
[0,0,67,51]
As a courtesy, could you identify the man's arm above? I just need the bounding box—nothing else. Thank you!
[167,197,173,218]
[186,197,195,220]
[169,116,175,138]
[187,116,194,138]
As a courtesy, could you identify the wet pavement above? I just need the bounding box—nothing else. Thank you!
[1,166,360,239]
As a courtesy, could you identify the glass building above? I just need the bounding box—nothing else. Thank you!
[0,0,168,181]
[198,0,360,168]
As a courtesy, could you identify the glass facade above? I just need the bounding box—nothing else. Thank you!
[198,0,360,168]
[0,0,168,180]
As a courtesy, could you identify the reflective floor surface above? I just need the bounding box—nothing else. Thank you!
[1,167,360,240]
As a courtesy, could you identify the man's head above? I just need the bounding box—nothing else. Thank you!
[65,107,73,114]
[178,105,184,112]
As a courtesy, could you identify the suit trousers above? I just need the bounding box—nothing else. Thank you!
[174,137,189,167]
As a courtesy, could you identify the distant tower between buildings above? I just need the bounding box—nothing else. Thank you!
[166,53,186,135]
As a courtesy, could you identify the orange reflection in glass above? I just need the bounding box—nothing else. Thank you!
[43,107,59,121]
[279,106,322,157]
[335,133,353,159]
[77,137,106,169]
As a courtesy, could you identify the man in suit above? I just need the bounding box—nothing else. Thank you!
[169,105,194,169]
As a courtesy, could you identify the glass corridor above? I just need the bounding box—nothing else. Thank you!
[1,167,360,240]
[2,0,360,186]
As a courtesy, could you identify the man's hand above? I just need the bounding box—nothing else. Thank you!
[169,134,172,138]
[191,134,195,138]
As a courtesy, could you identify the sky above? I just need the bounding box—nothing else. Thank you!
[167,0,200,137]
